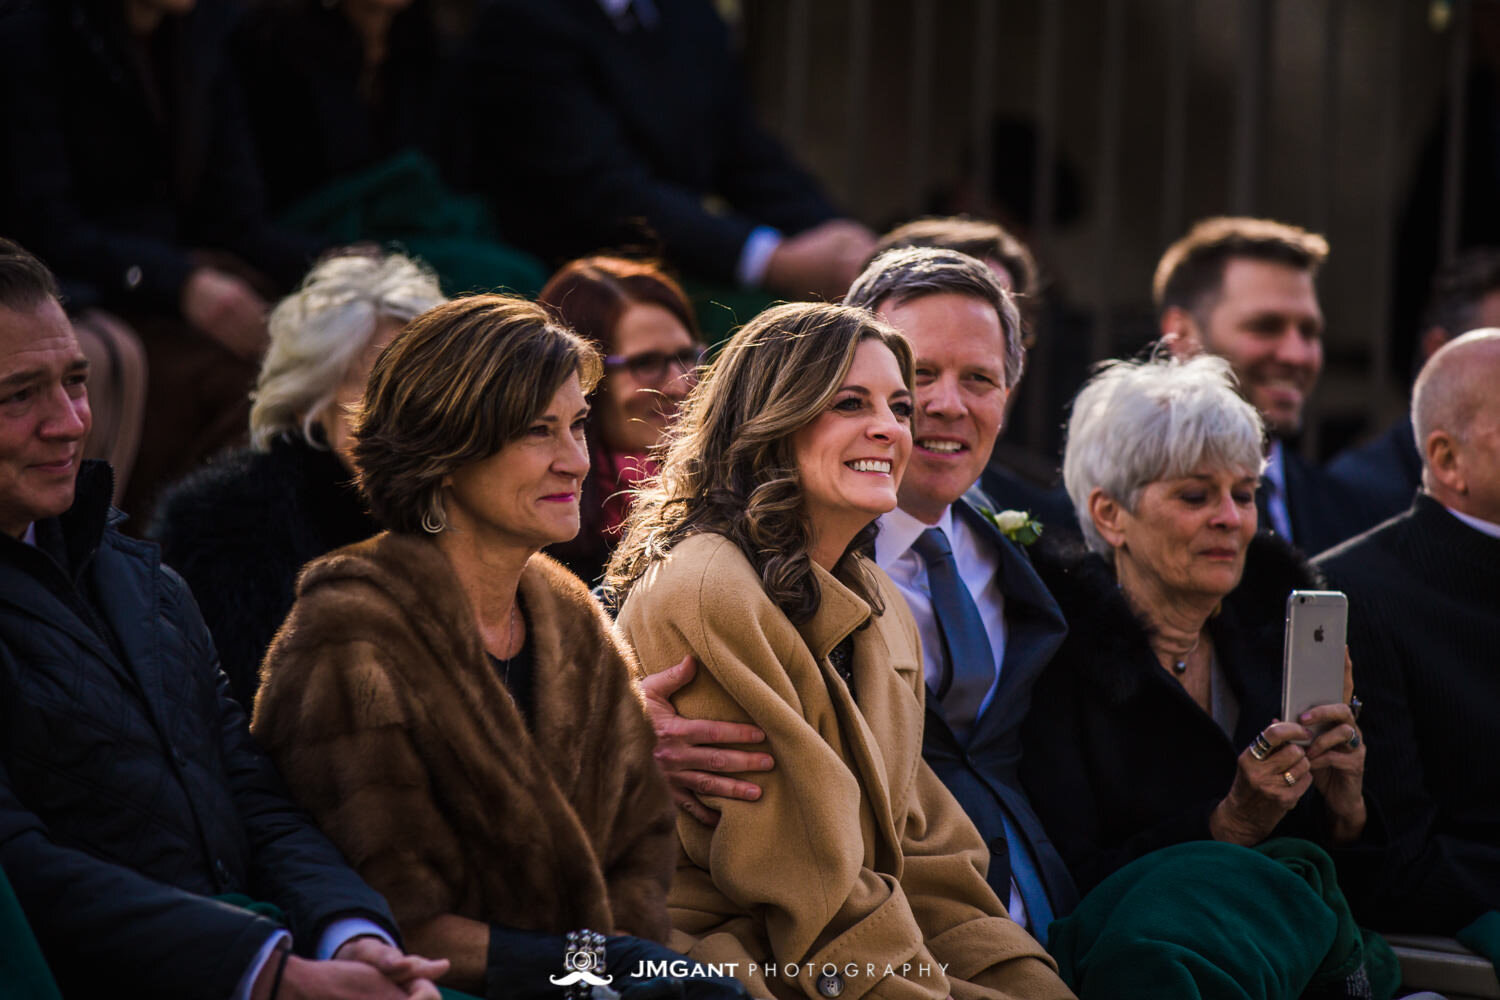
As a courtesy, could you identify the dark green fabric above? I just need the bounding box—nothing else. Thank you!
[0,864,62,1000]
[438,988,484,1000]
[279,150,548,297]
[1047,838,1397,1000]
[216,892,287,925]
[1457,910,1500,975]
[678,279,780,347]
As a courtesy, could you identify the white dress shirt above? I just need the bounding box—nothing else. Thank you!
[1442,503,1500,539]
[874,503,1028,926]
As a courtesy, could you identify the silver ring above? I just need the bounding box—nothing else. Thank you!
[1249,741,1269,761]
[1346,730,1361,750]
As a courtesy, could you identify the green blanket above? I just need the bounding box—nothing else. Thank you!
[1047,838,1398,1000]
[280,150,548,298]
[1457,909,1500,975]
[0,864,62,1000]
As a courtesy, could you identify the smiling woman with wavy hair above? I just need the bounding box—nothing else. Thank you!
[608,302,908,623]
[609,301,1069,1000]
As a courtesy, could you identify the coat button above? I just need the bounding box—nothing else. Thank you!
[816,972,844,997]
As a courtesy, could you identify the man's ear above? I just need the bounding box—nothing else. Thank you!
[1424,428,1466,496]
[1088,487,1129,550]
[1160,306,1203,359]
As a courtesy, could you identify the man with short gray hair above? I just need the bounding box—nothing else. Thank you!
[1316,329,1500,932]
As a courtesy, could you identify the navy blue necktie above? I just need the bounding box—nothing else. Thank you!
[911,526,1056,941]
[911,527,993,743]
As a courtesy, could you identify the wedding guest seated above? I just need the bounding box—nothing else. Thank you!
[252,294,739,999]
[1318,329,1500,933]
[0,237,446,1000]
[1020,354,1374,896]
[151,250,444,708]
[538,256,703,583]
[609,302,1071,999]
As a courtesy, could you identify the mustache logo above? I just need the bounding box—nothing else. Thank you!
[550,948,614,987]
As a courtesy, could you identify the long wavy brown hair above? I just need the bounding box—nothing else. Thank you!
[606,302,914,624]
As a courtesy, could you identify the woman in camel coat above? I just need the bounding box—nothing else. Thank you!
[609,302,1070,1000]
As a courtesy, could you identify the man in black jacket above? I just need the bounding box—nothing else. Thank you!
[0,239,444,998]
[1316,328,1500,933]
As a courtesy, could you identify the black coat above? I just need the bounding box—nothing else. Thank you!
[0,0,317,313]
[0,462,396,998]
[446,0,838,281]
[1316,495,1500,931]
[1271,446,1371,558]
[150,435,378,710]
[1020,533,1382,896]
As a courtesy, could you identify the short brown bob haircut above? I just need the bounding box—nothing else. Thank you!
[352,293,602,534]
[1153,216,1329,323]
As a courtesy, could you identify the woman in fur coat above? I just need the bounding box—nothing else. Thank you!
[253,294,739,1000]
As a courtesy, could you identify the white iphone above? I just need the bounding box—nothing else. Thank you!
[1280,590,1348,744]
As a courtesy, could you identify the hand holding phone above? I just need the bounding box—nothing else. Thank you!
[1280,590,1348,744]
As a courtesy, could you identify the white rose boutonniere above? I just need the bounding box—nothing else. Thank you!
[980,507,1043,546]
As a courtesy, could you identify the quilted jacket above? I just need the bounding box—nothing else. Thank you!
[0,461,396,998]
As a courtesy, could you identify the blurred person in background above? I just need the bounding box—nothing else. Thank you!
[151,250,445,708]
[0,0,325,521]
[446,0,874,302]
[538,256,702,584]
[1157,217,1364,554]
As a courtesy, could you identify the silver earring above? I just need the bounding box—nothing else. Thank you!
[421,497,446,534]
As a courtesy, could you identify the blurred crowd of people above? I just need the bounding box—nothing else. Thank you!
[1,1,1498,999]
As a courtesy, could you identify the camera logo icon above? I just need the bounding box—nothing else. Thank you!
[550,946,614,987]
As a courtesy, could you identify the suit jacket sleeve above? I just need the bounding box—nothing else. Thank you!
[1322,562,1499,928]
[166,568,402,951]
[620,545,1061,1000]
[0,748,282,997]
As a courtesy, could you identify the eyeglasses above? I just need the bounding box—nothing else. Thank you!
[603,346,705,384]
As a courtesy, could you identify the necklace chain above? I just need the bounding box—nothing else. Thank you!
[496,601,518,685]
[1170,631,1202,675]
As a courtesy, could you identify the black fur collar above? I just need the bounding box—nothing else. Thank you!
[1031,532,1322,704]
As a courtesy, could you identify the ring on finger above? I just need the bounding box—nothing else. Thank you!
[1349,694,1363,721]
[1346,729,1361,750]
[1251,732,1274,761]
[1282,770,1297,786]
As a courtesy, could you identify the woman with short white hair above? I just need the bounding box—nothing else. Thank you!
[1020,353,1370,896]
[150,250,445,707]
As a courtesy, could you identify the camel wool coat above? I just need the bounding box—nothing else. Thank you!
[252,531,674,941]
[617,533,1069,1000]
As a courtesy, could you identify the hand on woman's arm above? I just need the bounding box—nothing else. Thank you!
[641,655,775,826]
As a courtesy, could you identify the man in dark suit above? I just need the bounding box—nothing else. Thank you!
[1316,329,1500,933]
[1156,217,1362,554]
[641,248,1077,944]
[1326,247,1500,535]
[448,0,874,300]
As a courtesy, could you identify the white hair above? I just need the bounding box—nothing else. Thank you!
[1063,353,1267,555]
[249,252,446,451]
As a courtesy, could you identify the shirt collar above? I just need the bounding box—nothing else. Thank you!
[875,504,955,569]
[1442,503,1500,540]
